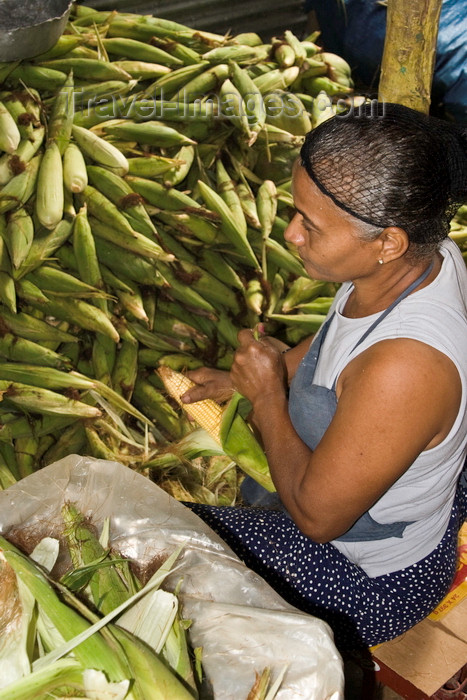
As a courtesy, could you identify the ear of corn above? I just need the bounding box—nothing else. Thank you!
[102,37,184,66]
[86,164,157,237]
[253,66,300,93]
[101,120,197,148]
[158,366,223,442]
[0,333,70,369]
[0,380,102,418]
[14,218,73,280]
[197,179,259,269]
[0,154,41,215]
[35,141,64,230]
[63,142,88,193]
[171,63,229,103]
[0,125,45,187]
[111,624,196,700]
[274,42,296,68]
[146,61,209,98]
[7,64,67,91]
[0,101,21,154]
[48,71,75,156]
[202,44,269,65]
[0,307,77,343]
[157,366,275,491]
[39,58,132,82]
[72,124,129,175]
[33,35,84,61]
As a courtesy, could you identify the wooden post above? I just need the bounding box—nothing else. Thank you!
[378,0,443,114]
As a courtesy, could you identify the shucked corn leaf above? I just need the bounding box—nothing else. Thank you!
[0,658,85,700]
[117,588,178,654]
[219,391,275,492]
[0,535,132,684]
[83,669,130,700]
[0,552,34,689]
[61,502,138,615]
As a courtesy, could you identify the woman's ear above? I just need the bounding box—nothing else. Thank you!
[378,227,410,263]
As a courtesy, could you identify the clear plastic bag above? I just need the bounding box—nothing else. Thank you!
[0,454,344,700]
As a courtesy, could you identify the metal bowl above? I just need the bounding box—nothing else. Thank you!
[0,0,74,62]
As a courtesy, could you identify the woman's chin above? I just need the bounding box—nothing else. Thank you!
[302,261,328,281]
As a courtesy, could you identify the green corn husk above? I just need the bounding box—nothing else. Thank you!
[41,422,87,467]
[0,380,101,418]
[0,536,133,684]
[38,58,132,82]
[14,218,74,280]
[218,392,275,492]
[0,308,77,344]
[197,180,259,269]
[48,71,75,155]
[0,100,21,154]
[35,140,64,230]
[63,142,88,193]
[61,502,136,615]
[0,453,18,489]
[101,119,197,148]
[0,154,41,215]
[0,550,34,688]
[86,164,157,238]
[0,125,45,187]
[0,333,72,369]
[14,435,38,478]
[26,294,120,343]
[72,125,129,175]
[102,37,184,66]
[6,64,67,91]
[0,658,85,700]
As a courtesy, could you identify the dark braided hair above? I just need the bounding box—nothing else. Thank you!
[300,102,467,258]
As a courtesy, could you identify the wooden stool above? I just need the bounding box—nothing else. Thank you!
[370,601,467,699]
[360,523,467,699]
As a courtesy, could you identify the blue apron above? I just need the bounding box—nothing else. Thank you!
[242,263,435,542]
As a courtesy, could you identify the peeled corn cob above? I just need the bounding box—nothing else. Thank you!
[158,365,223,442]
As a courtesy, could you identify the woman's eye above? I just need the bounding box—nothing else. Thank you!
[301,219,314,233]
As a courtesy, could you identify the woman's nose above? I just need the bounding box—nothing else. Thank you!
[284,213,304,246]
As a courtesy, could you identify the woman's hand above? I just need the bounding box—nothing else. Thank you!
[180,368,234,404]
[230,329,287,407]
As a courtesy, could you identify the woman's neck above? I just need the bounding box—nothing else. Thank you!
[343,254,441,319]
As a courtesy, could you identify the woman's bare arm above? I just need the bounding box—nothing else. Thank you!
[231,332,461,542]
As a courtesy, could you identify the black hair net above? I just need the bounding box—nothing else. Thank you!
[300,102,467,245]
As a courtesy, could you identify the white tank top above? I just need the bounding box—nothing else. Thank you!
[313,238,467,576]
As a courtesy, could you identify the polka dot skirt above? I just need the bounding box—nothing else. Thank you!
[186,488,465,651]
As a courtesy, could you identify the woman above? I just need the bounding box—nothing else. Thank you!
[181,103,467,649]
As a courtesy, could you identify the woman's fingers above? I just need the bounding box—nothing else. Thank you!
[181,368,233,404]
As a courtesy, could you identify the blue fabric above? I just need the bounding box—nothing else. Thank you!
[305,0,467,122]
[459,456,467,523]
[185,490,462,649]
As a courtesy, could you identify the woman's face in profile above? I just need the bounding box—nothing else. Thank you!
[285,162,379,282]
